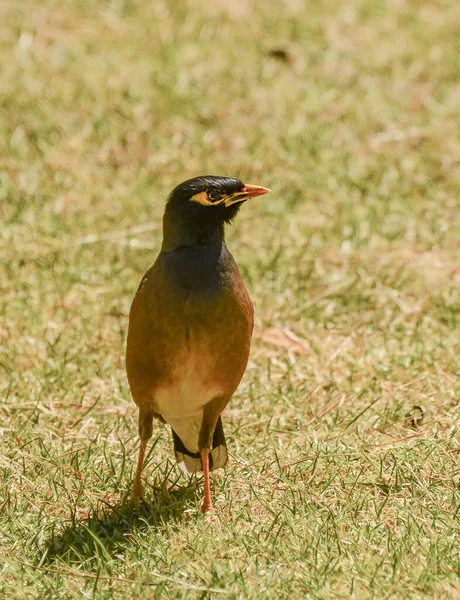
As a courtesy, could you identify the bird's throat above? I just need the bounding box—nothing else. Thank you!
[161,215,225,253]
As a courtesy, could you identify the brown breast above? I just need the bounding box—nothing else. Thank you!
[126,244,254,418]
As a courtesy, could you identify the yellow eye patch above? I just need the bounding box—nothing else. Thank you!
[190,191,214,206]
[190,191,225,206]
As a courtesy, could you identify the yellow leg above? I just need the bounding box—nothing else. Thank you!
[200,451,212,514]
[130,439,147,505]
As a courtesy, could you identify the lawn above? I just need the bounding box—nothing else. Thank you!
[1,0,459,598]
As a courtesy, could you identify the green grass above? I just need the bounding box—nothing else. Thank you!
[1,0,459,597]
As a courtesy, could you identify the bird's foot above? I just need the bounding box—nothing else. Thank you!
[129,481,151,510]
[129,493,142,508]
[200,499,212,514]
[129,493,152,510]
[201,502,218,523]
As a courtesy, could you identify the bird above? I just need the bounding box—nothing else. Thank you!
[126,175,270,513]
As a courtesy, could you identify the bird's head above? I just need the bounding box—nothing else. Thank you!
[162,175,270,249]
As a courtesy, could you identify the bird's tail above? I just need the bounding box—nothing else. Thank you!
[172,416,228,475]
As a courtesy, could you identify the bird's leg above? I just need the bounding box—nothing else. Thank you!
[130,408,154,507]
[199,397,223,514]
[200,450,212,514]
[130,438,147,505]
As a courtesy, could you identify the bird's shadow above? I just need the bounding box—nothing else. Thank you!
[39,481,199,567]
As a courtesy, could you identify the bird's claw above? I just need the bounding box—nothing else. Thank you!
[129,484,152,510]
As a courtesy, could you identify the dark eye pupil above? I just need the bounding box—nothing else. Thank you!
[208,190,221,203]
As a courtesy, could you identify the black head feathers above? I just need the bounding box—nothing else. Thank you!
[162,175,270,251]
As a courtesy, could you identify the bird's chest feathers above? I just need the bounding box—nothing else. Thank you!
[154,329,224,417]
[151,245,252,418]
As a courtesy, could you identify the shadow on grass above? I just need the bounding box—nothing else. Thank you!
[39,482,198,566]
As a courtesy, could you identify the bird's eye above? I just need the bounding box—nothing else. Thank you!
[207,190,222,203]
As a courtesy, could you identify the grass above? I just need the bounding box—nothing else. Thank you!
[1,0,459,597]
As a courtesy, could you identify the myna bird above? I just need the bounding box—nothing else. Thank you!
[126,175,270,513]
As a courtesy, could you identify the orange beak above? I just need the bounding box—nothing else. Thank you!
[223,184,271,207]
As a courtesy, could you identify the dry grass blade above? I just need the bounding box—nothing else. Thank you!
[254,327,311,355]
